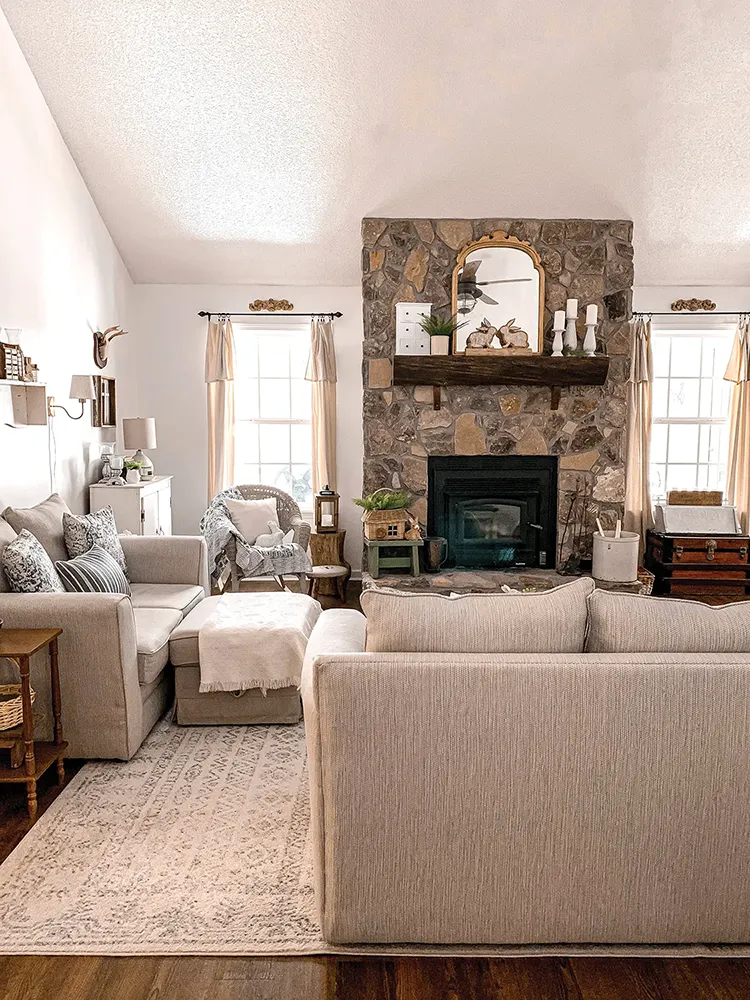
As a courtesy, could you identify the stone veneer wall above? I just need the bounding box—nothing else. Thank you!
[361,218,635,562]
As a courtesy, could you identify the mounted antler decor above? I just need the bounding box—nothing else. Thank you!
[93,326,128,369]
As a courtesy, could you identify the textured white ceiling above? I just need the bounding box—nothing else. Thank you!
[3,0,750,286]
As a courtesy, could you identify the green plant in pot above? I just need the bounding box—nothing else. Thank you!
[354,489,416,542]
[418,313,465,356]
[123,458,143,484]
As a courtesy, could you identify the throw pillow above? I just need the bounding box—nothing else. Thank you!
[586,589,750,653]
[2,493,70,563]
[63,507,128,575]
[360,577,595,653]
[0,516,17,593]
[1,529,65,594]
[226,497,279,545]
[55,545,131,595]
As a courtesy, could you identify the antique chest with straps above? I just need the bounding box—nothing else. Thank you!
[645,530,750,597]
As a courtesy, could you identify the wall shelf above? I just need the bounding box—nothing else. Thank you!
[392,354,611,410]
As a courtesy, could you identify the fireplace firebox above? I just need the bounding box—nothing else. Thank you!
[427,456,558,570]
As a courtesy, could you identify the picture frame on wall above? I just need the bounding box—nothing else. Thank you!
[92,375,116,427]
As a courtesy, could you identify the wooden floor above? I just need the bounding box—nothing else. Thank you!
[3,581,750,997]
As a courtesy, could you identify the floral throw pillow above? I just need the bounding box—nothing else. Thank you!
[63,507,128,576]
[2,529,65,593]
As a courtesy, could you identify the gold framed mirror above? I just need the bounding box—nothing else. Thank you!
[452,231,545,354]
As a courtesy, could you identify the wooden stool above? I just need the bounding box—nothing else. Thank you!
[307,564,349,601]
[365,539,423,579]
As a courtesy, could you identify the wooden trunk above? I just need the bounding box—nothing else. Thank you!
[645,530,750,598]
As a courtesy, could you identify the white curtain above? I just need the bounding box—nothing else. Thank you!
[624,315,654,548]
[305,317,337,491]
[724,315,750,532]
[205,318,236,500]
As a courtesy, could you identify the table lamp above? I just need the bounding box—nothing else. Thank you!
[123,417,157,479]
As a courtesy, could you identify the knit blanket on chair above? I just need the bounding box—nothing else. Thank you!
[200,487,311,584]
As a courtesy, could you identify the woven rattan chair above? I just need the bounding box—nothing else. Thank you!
[225,485,312,591]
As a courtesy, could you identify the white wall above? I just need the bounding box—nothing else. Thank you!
[0,10,132,513]
[127,285,364,569]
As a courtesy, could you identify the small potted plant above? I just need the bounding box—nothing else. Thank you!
[124,458,143,484]
[418,313,464,355]
[354,489,412,540]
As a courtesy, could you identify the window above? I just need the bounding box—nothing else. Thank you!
[649,325,734,501]
[233,322,313,510]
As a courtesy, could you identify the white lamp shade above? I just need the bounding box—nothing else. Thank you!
[69,375,96,400]
[123,417,157,450]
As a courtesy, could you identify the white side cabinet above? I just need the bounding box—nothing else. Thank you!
[89,476,173,536]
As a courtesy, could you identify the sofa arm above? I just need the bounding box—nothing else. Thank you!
[0,592,141,759]
[120,535,209,595]
[291,516,312,552]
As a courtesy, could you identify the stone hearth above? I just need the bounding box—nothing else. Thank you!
[361,217,634,564]
[361,568,648,596]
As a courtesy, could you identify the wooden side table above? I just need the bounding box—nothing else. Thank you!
[0,628,66,823]
[309,530,351,598]
[365,539,423,579]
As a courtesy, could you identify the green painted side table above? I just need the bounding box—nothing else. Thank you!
[365,539,423,579]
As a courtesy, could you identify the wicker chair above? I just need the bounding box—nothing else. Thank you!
[225,485,312,592]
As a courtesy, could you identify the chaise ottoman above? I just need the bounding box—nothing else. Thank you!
[169,595,318,724]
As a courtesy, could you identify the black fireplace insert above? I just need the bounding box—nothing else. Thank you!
[427,456,558,570]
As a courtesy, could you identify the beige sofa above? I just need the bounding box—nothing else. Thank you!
[302,585,750,946]
[0,524,209,759]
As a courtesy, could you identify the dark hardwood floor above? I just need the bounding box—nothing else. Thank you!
[2,580,750,998]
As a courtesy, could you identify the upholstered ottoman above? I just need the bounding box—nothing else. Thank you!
[169,595,316,724]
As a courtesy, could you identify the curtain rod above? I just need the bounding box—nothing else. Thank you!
[198,310,342,319]
[632,311,748,317]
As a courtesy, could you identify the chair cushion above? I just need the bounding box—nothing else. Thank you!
[586,589,750,653]
[129,583,204,618]
[2,493,70,563]
[55,545,131,595]
[168,596,222,666]
[2,529,65,594]
[0,516,17,593]
[360,578,595,653]
[63,507,128,574]
[134,607,182,684]
[226,497,278,545]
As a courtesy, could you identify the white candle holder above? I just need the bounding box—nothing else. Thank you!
[583,322,598,357]
[552,319,564,356]
[564,317,578,353]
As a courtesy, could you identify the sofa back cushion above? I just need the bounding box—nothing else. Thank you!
[0,516,17,593]
[2,493,70,563]
[586,589,750,652]
[360,578,595,653]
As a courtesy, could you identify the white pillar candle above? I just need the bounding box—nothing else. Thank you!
[566,298,578,319]
[586,303,598,325]
[553,310,565,330]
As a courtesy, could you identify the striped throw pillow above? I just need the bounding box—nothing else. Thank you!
[55,545,131,595]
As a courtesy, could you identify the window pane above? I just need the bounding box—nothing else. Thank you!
[649,464,666,498]
[258,337,290,378]
[260,464,292,491]
[651,337,671,378]
[667,424,699,464]
[259,423,290,464]
[290,465,313,506]
[666,464,698,491]
[237,462,260,484]
[709,424,725,463]
[234,339,258,377]
[289,340,310,378]
[652,379,669,418]
[236,422,259,464]
[651,423,668,463]
[291,423,312,463]
[708,464,726,489]
[290,379,311,419]
[668,378,699,417]
[235,379,259,419]
[259,379,290,418]
[669,337,702,377]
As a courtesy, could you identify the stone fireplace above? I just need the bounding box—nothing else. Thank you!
[361,217,634,564]
[428,456,558,570]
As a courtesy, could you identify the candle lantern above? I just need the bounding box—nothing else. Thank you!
[314,485,339,533]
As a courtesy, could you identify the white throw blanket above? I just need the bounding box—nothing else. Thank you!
[198,593,321,693]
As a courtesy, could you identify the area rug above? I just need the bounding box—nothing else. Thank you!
[1,720,749,957]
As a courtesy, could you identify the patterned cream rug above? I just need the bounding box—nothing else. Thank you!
[2,720,748,957]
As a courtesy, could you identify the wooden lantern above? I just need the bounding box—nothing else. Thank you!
[314,486,339,533]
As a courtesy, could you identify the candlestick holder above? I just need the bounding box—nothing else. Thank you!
[552,320,564,356]
[583,322,597,357]
[564,317,578,353]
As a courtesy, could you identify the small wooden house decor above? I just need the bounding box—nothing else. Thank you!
[362,508,411,541]
[314,485,339,533]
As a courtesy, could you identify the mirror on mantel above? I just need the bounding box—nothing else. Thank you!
[452,231,545,355]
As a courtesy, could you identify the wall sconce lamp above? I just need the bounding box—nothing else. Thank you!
[47,376,96,420]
